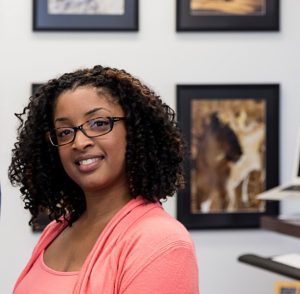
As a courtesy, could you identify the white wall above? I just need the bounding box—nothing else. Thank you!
[1,0,300,293]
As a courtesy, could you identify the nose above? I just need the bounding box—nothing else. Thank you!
[71,129,94,150]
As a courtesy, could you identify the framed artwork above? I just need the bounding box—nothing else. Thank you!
[176,84,279,229]
[176,0,279,31]
[33,0,138,31]
[275,281,300,294]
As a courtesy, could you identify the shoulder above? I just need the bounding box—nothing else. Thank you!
[116,202,199,292]
[41,218,67,237]
[32,219,67,254]
[122,201,195,250]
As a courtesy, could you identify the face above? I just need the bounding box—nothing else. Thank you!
[53,86,128,196]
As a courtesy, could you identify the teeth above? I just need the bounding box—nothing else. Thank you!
[79,158,99,165]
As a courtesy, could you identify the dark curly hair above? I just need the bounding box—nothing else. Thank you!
[8,65,185,226]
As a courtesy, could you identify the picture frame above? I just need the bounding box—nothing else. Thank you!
[33,0,138,31]
[275,281,300,294]
[176,84,279,229]
[176,0,279,31]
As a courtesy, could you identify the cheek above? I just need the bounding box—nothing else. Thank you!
[111,139,126,158]
[110,135,127,165]
[110,126,127,153]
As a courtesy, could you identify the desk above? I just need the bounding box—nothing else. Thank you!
[238,216,300,279]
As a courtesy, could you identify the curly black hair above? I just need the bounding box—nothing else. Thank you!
[8,65,185,225]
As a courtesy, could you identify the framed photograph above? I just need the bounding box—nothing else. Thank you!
[33,0,138,31]
[275,281,300,294]
[177,84,279,229]
[176,0,279,31]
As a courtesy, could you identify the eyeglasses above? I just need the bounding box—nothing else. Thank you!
[48,116,125,147]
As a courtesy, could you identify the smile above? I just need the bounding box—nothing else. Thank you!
[79,158,99,165]
[75,155,105,166]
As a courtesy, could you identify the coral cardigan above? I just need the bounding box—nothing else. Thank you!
[14,197,199,293]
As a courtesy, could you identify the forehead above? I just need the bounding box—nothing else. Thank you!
[53,86,123,119]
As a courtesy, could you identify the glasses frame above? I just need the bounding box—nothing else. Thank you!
[48,116,125,147]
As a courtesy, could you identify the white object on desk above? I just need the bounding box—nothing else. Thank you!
[272,253,300,269]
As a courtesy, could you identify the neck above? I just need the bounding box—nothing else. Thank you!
[80,186,132,226]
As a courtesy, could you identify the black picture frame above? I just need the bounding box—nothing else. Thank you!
[177,84,279,229]
[33,0,139,31]
[176,0,279,31]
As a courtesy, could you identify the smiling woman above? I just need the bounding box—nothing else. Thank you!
[53,86,128,197]
[8,65,199,293]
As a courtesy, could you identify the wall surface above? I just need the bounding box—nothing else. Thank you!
[1,0,300,293]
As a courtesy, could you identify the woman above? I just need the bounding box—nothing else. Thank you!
[9,65,199,293]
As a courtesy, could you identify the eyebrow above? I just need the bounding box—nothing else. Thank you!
[54,107,111,123]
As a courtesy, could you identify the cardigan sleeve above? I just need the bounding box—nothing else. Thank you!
[120,244,200,294]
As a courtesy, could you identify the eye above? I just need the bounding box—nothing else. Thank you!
[56,128,73,138]
[90,118,109,130]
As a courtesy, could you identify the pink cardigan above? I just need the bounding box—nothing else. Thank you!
[14,197,199,293]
